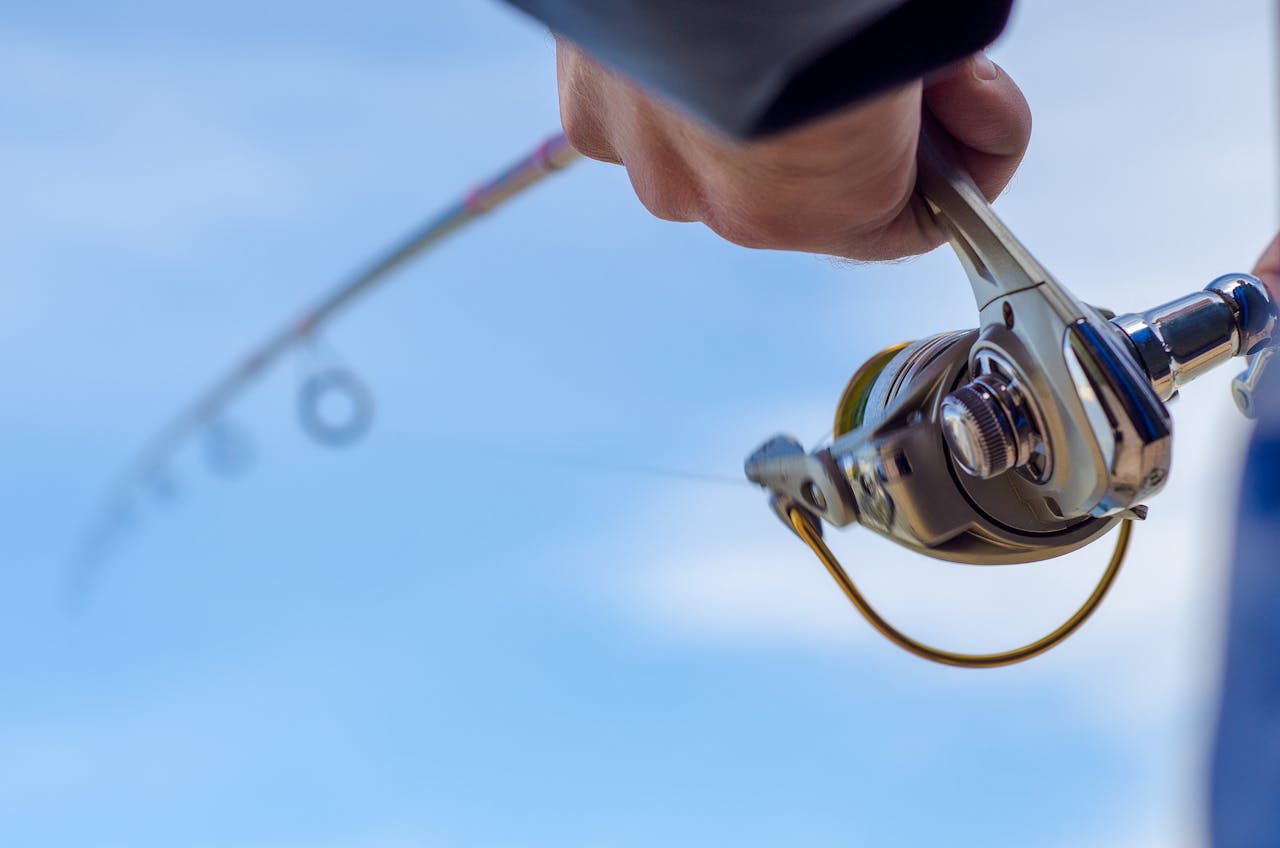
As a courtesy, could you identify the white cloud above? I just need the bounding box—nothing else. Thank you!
[577,378,1243,701]
[548,386,1240,848]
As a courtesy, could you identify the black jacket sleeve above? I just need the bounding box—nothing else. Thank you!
[503,0,1013,139]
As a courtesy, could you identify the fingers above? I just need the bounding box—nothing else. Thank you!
[557,42,705,222]
[620,136,705,224]
[689,84,923,256]
[1253,232,1280,302]
[556,41,622,164]
[556,38,1034,261]
[924,53,1033,201]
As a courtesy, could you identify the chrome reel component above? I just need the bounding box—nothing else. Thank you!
[744,123,1278,664]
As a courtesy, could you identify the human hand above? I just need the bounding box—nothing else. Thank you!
[1254,232,1280,301]
[557,41,1032,261]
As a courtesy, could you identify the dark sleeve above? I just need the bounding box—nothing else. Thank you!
[1210,365,1280,846]
[503,0,1013,139]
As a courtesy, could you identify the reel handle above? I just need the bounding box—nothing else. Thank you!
[915,117,1171,518]
[915,117,1060,310]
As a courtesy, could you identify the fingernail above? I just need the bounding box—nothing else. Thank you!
[972,52,998,81]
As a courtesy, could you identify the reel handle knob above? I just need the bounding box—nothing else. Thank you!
[941,383,1015,478]
[940,373,1038,480]
[1232,347,1275,419]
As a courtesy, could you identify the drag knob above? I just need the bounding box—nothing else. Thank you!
[940,377,1024,479]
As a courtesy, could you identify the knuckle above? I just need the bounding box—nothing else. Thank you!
[627,167,700,223]
[558,101,615,163]
[555,51,620,163]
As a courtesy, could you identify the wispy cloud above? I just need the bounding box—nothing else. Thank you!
[0,33,552,255]
[562,395,1242,845]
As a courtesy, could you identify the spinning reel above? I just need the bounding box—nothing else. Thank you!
[745,126,1277,667]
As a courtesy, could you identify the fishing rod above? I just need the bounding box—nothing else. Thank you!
[71,133,582,592]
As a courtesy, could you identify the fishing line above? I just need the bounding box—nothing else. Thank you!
[495,448,749,487]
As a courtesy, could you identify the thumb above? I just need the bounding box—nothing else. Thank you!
[924,53,1033,201]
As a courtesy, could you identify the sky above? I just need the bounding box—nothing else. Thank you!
[0,1,1277,846]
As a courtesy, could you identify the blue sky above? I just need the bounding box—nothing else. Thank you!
[1,1,1276,846]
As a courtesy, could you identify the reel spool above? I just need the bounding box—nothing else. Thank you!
[829,335,1121,568]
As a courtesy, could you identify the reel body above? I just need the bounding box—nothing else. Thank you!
[744,124,1277,663]
[748,273,1275,568]
[823,329,1120,565]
